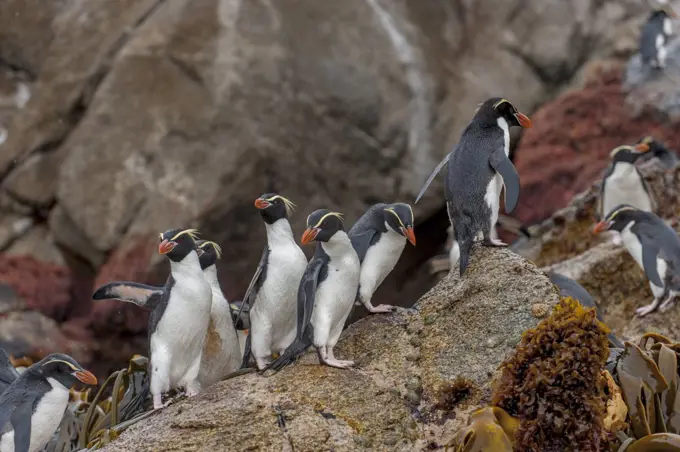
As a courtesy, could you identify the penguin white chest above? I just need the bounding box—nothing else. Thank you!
[314,249,360,328]
[603,164,652,215]
[0,378,69,452]
[359,231,406,298]
[484,118,510,224]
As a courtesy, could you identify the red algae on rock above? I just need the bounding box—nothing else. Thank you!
[492,297,612,452]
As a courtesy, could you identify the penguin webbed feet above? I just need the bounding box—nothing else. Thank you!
[482,237,508,247]
[366,304,396,314]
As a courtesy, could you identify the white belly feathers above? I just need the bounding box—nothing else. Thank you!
[359,231,406,298]
[603,164,652,216]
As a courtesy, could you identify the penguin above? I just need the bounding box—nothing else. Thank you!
[92,228,212,409]
[640,7,676,70]
[0,353,97,452]
[229,300,250,331]
[593,204,680,316]
[236,194,308,371]
[597,143,656,223]
[267,209,361,371]
[0,349,19,395]
[414,97,532,276]
[194,240,242,388]
[348,203,416,313]
[637,135,678,168]
[547,272,625,348]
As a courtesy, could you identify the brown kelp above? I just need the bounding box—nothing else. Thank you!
[491,297,612,451]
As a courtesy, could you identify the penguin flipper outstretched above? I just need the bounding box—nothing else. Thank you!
[0,348,19,394]
[92,282,164,309]
[235,246,269,324]
[414,152,451,204]
[488,148,520,213]
[265,252,327,372]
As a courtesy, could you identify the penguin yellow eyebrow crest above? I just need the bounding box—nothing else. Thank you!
[170,228,200,241]
[313,212,343,228]
[42,359,78,371]
[200,240,223,259]
[493,98,510,109]
[265,195,296,215]
[607,206,636,221]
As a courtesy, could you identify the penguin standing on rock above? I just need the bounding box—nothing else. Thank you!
[415,97,532,276]
[267,209,361,371]
[93,228,212,409]
[593,205,680,316]
[0,353,97,452]
[194,240,242,388]
[598,143,656,223]
[348,203,416,313]
[640,7,676,70]
[237,194,308,371]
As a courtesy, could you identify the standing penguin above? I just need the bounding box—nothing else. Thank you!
[237,194,308,371]
[640,7,676,70]
[415,97,532,276]
[194,240,241,388]
[267,209,361,371]
[593,205,680,316]
[93,228,212,409]
[598,143,656,221]
[348,203,416,313]
[0,353,97,452]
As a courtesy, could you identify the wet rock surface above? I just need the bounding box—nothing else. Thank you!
[100,247,559,451]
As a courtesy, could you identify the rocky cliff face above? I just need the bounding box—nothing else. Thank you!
[0,0,651,371]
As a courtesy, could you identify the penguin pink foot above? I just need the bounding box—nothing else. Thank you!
[323,358,355,369]
[483,238,507,247]
[367,304,395,313]
[636,298,662,317]
[659,295,677,312]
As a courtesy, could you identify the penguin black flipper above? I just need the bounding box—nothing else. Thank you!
[266,249,328,372]
[349,229,379,263]
[414,152,450,204]
[0,348,19,394]
[92,282,164,309]
[640,236,663,287]
[236,246,269,322]
[488,148,521,213]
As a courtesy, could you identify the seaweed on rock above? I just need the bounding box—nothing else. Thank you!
[491,297,612,452]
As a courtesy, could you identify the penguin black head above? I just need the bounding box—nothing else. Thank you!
[650,7,677,20]
[610,143,651,163]
[593,204,644,233]
[158,228,200,262]
[301,209,344,245]
[473,98,533,129]
[254,193,296,224]
[34,353,98,388]
[383,203,416,246]
[638,135,677,167]
[195,240,222,270]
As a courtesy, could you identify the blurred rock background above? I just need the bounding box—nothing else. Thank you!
[0,0,669,375]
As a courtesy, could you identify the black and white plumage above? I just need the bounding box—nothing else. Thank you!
[640,8,675,70]
[637,135,678,168]
[598,143,656,225]
[267,209,361,371]
[194,240,241,388]
[92,228,212,409]
[415,97,532,276]
[238,194,308,371]
[594,205,680,316]
[547,272,624,348]
[348,203,415,313]
[0,353,96,452]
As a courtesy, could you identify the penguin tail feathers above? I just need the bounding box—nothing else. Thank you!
[455,222,474,277]
[92,282,164,309]
[264,336,312,373]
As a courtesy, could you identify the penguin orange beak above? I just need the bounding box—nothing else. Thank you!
[73,370,98,386]
[634,142,650,153]
[158,239,176,254]
[254,198,270,209]
[301,227,320,245]
[402,227,416,246]
[514,112,532,128]
[593,221,610,234]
